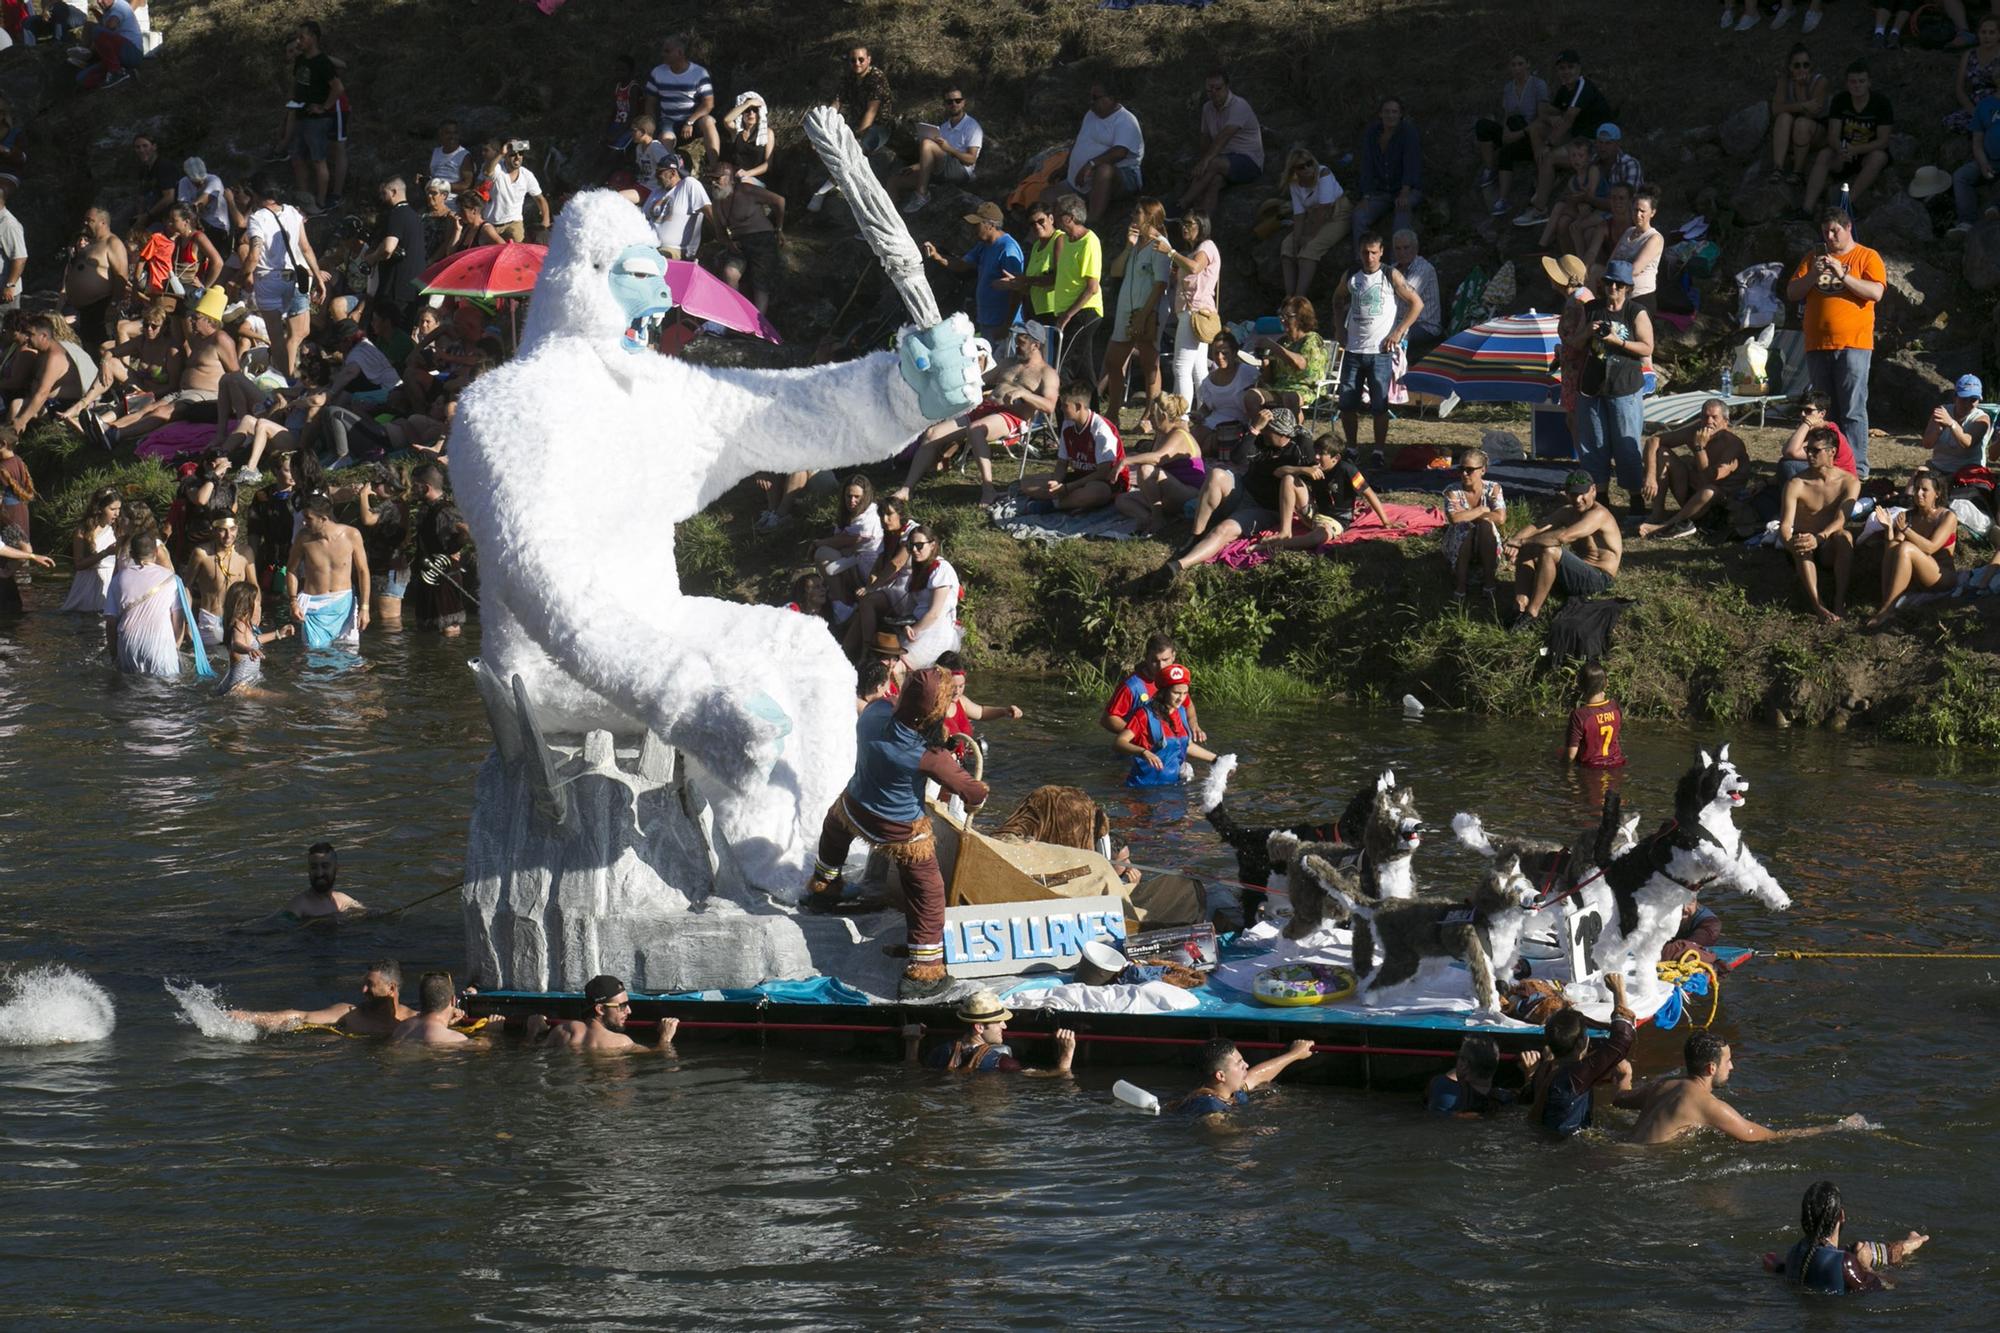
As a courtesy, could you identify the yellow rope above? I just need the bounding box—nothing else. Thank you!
[1655,956,1721,1029]
[1767,950,2000,960]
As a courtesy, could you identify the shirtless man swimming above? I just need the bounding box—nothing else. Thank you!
[6,315,96,434]
[1779,425,1863,624]
[230,959,413,1037]
[1637,398,1748,539]
[286,494,370,649]
[1504,470,1624,631]
[286,842,365,918]
[892,327,1057,507]
[390,973,475,1046]
[529,975,680,1052]
[187,513,255,649]
[1625,1032,1869,1145]
[63,208,128,352]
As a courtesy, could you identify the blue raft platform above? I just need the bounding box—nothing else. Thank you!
[465,947,1752,1090]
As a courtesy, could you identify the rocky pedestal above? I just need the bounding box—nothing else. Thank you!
[461,664,826,994]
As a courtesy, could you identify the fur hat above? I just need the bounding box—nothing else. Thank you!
[894,665,954,729]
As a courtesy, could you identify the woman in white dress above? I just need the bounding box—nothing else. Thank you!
[58,487,121,614]
[897,524,963,670]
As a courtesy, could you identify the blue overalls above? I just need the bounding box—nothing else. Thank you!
[1126,701,1190,788]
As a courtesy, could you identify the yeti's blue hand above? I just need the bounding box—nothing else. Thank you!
[729,691,792,782]
[898,314,985,421]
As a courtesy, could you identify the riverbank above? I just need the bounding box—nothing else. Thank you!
[688,411,2000,751]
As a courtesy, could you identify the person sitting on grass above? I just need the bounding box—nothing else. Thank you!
[894,327,1057,508]
[1638,398,1749,539]
[1503,470,1622,633]
[1170,1036,1317,1118]
[1922,373,1991,474]
[1763,1181,1929,1295]
[1256,435,1395,554]
[904,989,1076,1075]
[1112,393,1206,536]
[1020,380,1127,515]
[1779,426,1861,624]
[1563,659,1625,768]
[1865,469,1957,631]
[1145,408,1312,590]
[1100,633,1207,742]
[1776,391,1857,482]
[1625,1032,1871,1145]
[785,571,832,624]
[1242,295,1329,418]
[814,474,884,608]
[1442,448,1506,598]
[835,496,910,641]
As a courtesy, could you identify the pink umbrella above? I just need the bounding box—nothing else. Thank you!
[664,259,782,344]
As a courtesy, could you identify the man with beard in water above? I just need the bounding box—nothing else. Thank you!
[229,960,414,1037]
[284,842,365,919]
[405,464,470,636]
[527,975,680,1052]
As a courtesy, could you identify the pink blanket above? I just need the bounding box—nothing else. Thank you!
[1212,501,1444,571]
[135,422,223,461]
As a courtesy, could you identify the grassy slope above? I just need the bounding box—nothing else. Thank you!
[39,0,2000,744]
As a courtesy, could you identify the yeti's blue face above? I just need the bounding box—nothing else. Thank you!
[607,245,674,353]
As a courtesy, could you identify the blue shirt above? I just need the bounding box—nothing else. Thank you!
[99,0,141,42]
[966,233,1025,329]
[846,699,928,825]
[1977,95,2000,160]
[1173,1089,1250,1116]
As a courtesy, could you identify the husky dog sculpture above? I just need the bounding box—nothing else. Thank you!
[1268,770,1424,958]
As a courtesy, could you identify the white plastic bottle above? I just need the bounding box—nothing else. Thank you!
[1112,1079,1161,1115]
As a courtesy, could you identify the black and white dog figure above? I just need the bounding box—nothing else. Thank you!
[1463,748,1787,1004]
[1269,771,1423,957]
[1199,755,1375,926]
[1452,791,1642,907]
[1292,848,1539,1014]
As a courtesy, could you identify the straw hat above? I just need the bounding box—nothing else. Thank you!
[1541,253,1587,289]
[955,988,1013,1025]
[1908,165,1953,200]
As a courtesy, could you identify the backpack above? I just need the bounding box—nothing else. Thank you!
[1909,4,1960,49]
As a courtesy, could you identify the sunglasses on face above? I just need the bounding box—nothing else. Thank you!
[944,96,964,105]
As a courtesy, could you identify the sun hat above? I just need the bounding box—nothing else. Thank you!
[192,285,227,322]
[1261,406,1300,437]
[955,988,1013,1025]
[1541,253,1587,288]
[1908,165,1954,200]
[1074,939,1128,986]
[962,201,1004,227]
[1955,373,1984,398]
[1595,123,1622,141]
[1602,258,1635,287]
[869,628,905,658]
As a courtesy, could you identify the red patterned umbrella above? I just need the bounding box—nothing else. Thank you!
[419,242,547,298]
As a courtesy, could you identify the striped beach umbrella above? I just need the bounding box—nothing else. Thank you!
[1402,311,1561,404]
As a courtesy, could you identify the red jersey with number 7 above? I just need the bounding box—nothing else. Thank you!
[1566,700,1626,768]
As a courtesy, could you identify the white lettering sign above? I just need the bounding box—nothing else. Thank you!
[942,895,1127,979]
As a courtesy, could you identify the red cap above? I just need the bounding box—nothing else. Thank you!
[1160,663,1192,687]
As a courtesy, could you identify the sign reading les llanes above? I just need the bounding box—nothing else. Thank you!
[942,895,1126,979]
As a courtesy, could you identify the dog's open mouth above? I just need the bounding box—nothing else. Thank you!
[1728,790,1746,805]
[1399,821,1422,848]
[622,306,670,352]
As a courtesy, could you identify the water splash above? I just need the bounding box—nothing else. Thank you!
[0,965,117,1045]
[163,979,260,1043]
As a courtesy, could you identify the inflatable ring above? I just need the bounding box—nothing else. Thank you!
[1252,963,1357,1007]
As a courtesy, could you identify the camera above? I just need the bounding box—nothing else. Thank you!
[1592,320,1612,337]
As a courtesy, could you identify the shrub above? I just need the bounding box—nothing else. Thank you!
[39,460,176,549]
[1884,646,2000,749]
[674,511,739,598]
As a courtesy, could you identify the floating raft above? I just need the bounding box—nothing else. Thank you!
[465,946,1750,1090]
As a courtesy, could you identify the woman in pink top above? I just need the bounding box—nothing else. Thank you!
[1160,210,1222,403]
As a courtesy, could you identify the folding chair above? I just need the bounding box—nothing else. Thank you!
[1305,343,1346,432]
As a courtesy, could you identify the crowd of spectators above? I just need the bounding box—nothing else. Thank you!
[2,6,1997,683]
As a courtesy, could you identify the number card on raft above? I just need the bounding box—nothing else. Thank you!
[942,896,1127,979]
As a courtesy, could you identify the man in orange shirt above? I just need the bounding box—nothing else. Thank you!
[1784,208,1885,477]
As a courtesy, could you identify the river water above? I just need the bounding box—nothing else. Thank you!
[1,610,1996,1328]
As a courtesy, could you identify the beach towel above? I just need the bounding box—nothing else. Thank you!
[295,588,358,649]
[988,494,1141,543]
[1210,501,1445,571]
[135,421,220,461]
[175,579,216,678]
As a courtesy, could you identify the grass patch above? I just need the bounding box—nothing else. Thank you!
[1883,645,2000,749]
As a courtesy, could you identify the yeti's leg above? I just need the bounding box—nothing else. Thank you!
[1465,937,1500,1013]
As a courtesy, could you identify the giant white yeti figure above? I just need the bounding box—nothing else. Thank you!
[451,190,981,894]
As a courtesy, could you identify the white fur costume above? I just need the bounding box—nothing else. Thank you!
[452,191,976,891]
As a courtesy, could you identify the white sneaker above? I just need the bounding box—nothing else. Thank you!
[1801,6,1822,31]
[1719,6,1737,27]
[1949,221,1973,237]
[1772,4,1796,27]
[1735,10,1761,30]
[901,192,928,215]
